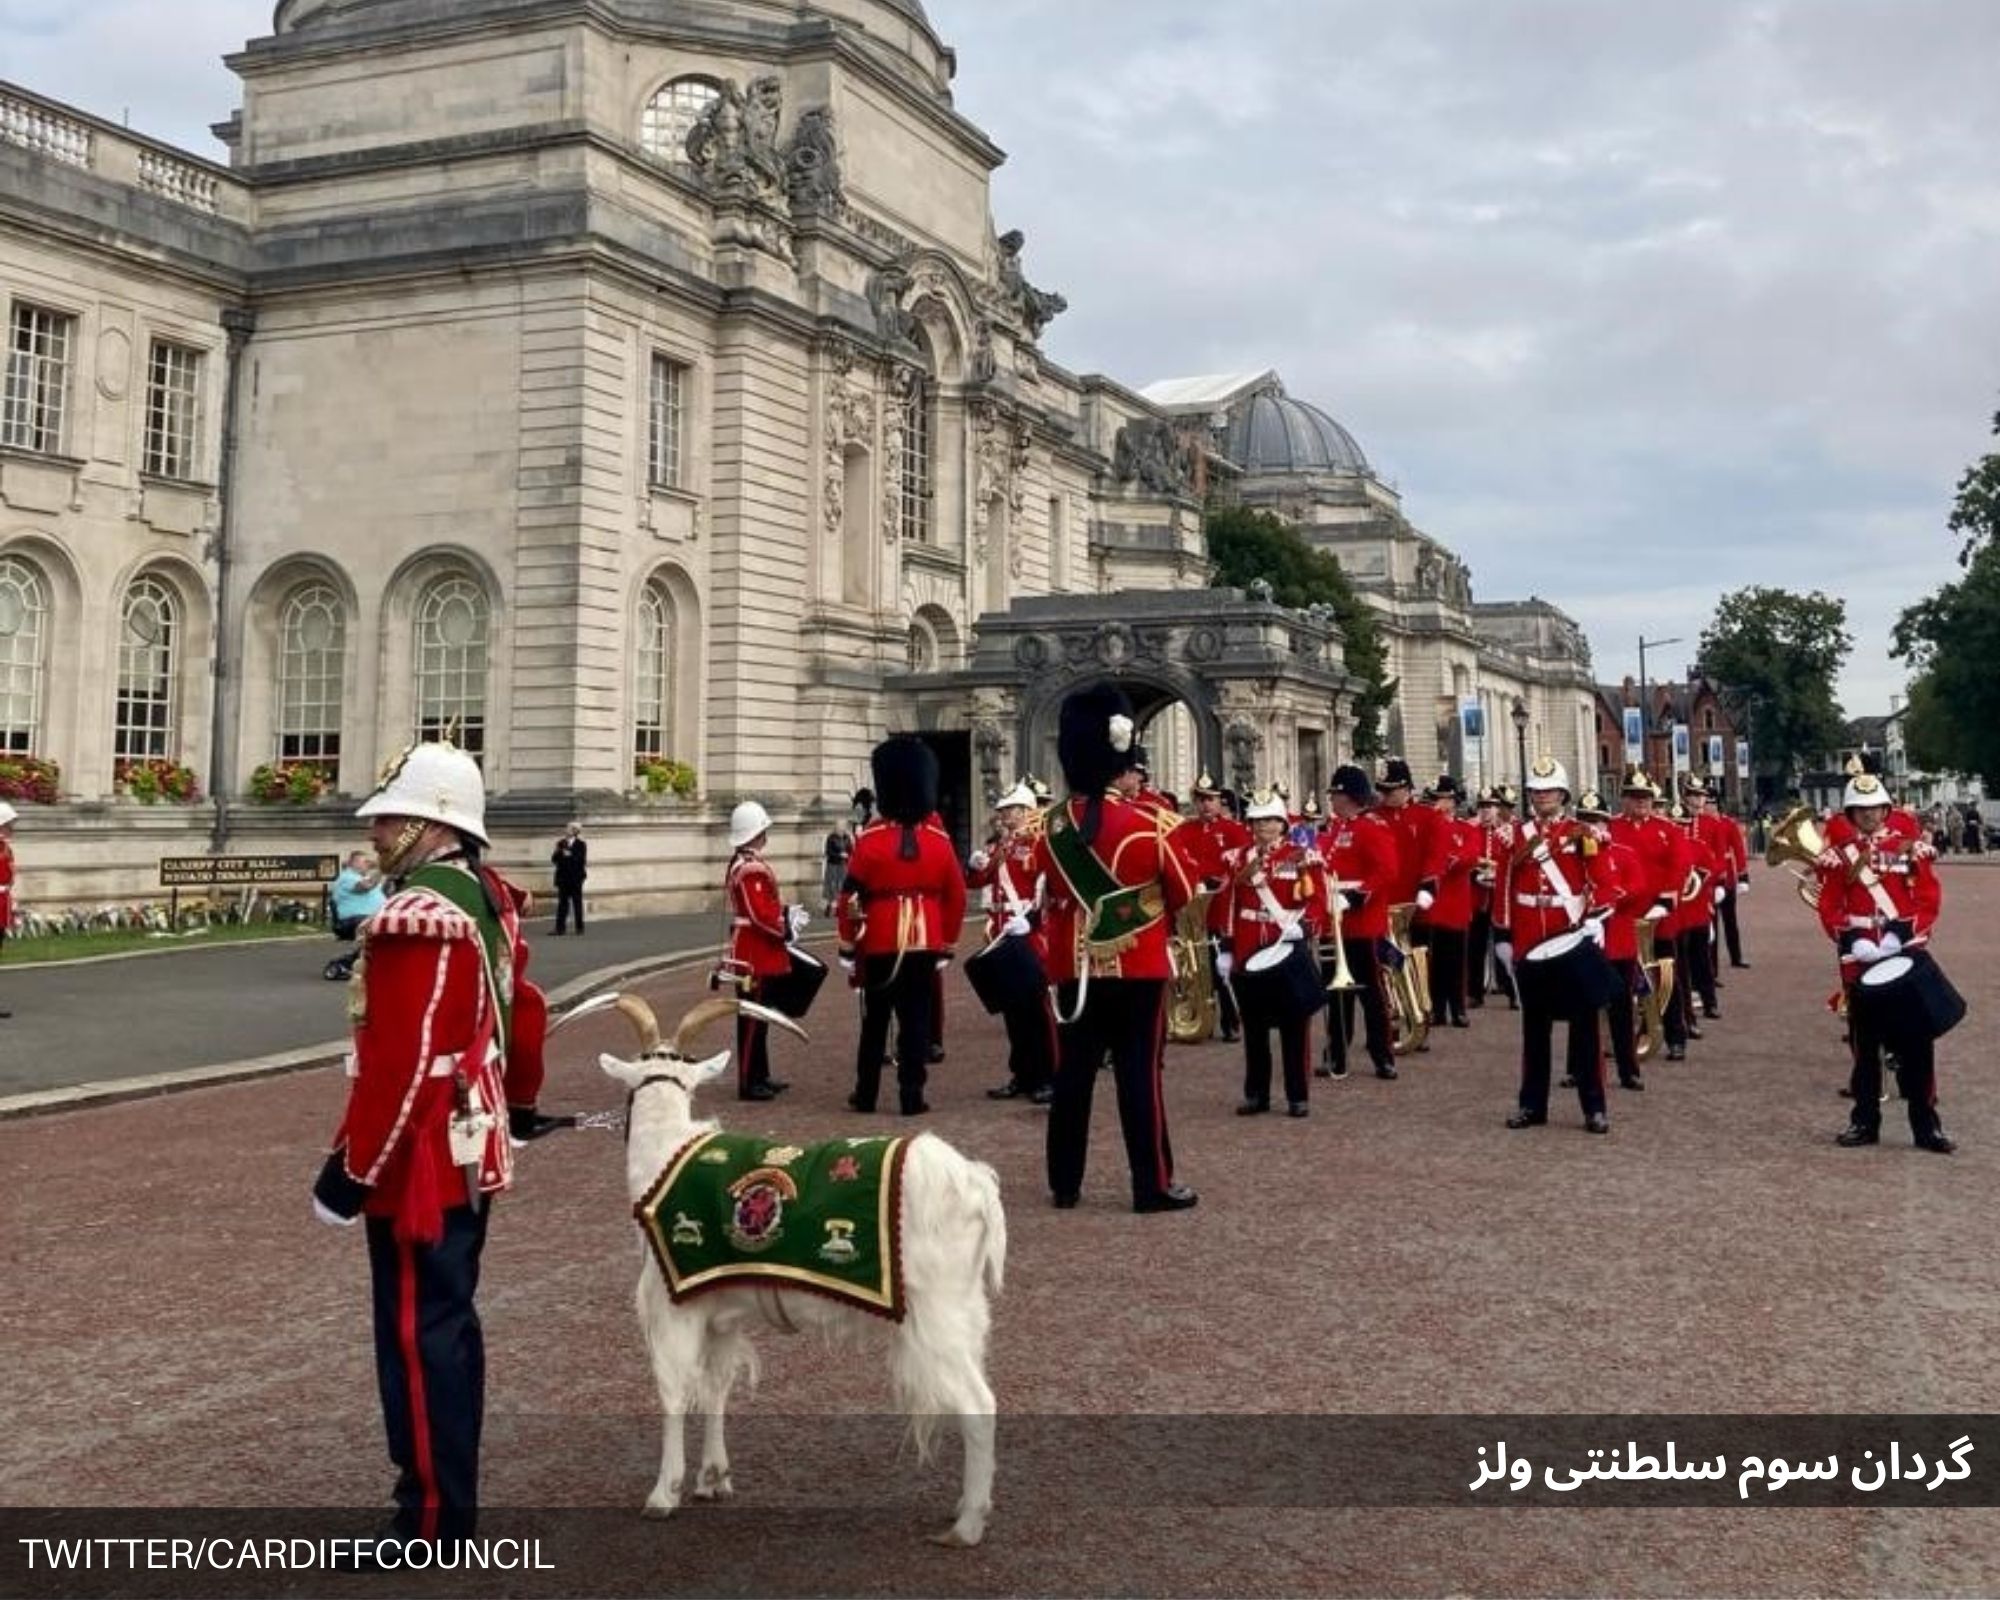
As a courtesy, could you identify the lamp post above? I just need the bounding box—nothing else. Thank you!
[1510,696,1529,782]
[1638,634,1682,776]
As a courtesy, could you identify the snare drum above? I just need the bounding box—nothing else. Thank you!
[1237,938,1329,1024]
[1854,948,1965,1051]
[1516,928,1619,1022]
[758,945,828,1020]
[964,931,1047,1015]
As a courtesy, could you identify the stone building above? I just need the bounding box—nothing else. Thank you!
[0,0,1593,912]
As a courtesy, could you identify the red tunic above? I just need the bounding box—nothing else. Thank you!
[1816,827,1942,981]
[837,815,968,958]
[1316,809,1400,940]
[1428,816,1483,932]
[1694,810,1739,892]
[1177,813,1253,935]
[966,831,1043,946]
[1499,817,1590,955]
[1663,821,1716,938]
[1585,837,1652,962]
[1608,813,1684,923]
[1379,798,1446,904]
[333,864,544,1244]
[1031,794,1198,984]
[0,836,13,929]
[1222,838,1327,963]
[726,852,792,979]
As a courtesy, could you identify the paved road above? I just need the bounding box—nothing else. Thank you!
[0,912,721,1095]
[3,870,1998,1595]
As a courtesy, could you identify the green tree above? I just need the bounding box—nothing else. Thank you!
[1205,506,1395,756]
[1696,586,1851,786]
[1892,540,2000,785]
[1946,404,2000,565]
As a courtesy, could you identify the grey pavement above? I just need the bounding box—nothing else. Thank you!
[0,912,721,1096]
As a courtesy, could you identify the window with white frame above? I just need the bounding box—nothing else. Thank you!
[415,575,488,757]
[639,77,721,164]
[633,579,673,764]
[3,303,76,455]
[898,352,935,544]
[0,554,48,755]
[277,582,344,771]
[115,575,180,761]
[649,354,688,489]
[143,341,202,480]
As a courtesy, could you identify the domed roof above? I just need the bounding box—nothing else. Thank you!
[1221,385,1371,478]
[278,0,930,29]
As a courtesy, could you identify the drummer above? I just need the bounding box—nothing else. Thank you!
[1220,788,1327,1117]
[1820,769,1953,1153]
[967,780,1056,1104]
[1317,765,1401,1081]
[1180,771,1252,1045]
[1575,788,1654,1092]
[724,800,807,1101]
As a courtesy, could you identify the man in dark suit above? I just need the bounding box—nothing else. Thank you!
[550,821,588,934]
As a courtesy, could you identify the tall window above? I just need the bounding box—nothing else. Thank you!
[143,342,202,480]
[3,303,75,455]
[633,580,673,763]
[639,77,721,164]
[0,555,48,755]
[899,360,935,544]
[415,575,488,758]
[648,355,687,489]
[115,575,179,761]
[277,583,344,772]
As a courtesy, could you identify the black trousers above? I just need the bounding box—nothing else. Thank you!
[1519,996,1607,1118]
[1325,938,1395,1072]
[1240,986,1312,1107]
[1467,910,1492,1005]
[1429,926,1469,1022]
[553,884,584,933]
[737,975,773,1095]
[1210,939,1242,1037]
[855,952,940,1111]
[1679,926,1719,1014]
[1718,889,1745,965]
[1047,977,1177,1206]
[1847,991,1942,1141]
[366,1205,489,1542]
[1663,929,1691,1046]
[1606,956,1641,1082]
[1000,991,1057,1092]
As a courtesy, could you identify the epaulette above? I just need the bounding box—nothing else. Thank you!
[366,887,478,943]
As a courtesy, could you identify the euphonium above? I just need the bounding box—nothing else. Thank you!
[1631,920,1676,1064]
[1166,889,1217,1043]
[1765,804,1826,911]
[1386,902,1432,1055]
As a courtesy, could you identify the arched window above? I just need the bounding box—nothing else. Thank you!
[0,554,47,754]
[905,617,938,674]
[640,76,721,164]
[414,575,489,757]
[898,329,936,544]
[115,575,179,761]
[278,582,344,771]
[634,580,673,764]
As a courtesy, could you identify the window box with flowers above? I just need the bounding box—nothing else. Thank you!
[249,760,335,804]
[114,757,203,804]
[0,755,60,804]
[635,758,698,800]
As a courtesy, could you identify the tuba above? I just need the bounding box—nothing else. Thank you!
[1630,920,1677,1063]
[1765,805,1826,911]
[1386,902,1432,1055]
[1166,889,1218,1043]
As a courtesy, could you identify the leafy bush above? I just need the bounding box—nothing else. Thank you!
[636,758,698,798]
[0,755,59,804]
[115,757,202,804]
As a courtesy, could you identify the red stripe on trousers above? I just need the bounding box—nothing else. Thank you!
[397,1240,440,1541]
[1149,994,1170,1190]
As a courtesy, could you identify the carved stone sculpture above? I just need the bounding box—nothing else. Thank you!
[686,76,786,203]
[1112,418,1194,496]
[867,264,919,349]
[996,229,1068,338]
[784,106,843,215]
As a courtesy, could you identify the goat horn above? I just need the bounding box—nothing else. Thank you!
[546,991,622,1035]
[669,996,808,1057]
[613,994,663,1054]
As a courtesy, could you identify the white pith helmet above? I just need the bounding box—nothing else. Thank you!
[994,781,1037,812]
[728,800,773,849]
[1523,755,1571,795]
[1244,789,1289,823]
[356,742,489,844]
[1842,773,1891,811]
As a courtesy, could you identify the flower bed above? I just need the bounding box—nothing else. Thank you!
[248,760,334,804]
[0,755,59,804]
[636,759,698,798]
[114,757,202,804]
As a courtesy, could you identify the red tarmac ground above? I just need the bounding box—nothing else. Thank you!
[5,871,2000,1596]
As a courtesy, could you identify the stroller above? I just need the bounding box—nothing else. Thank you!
[323,916,364,981]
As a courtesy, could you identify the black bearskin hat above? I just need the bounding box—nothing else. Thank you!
[870,737,938,859]
[1058,682,1138,796]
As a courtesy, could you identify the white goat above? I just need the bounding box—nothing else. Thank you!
[599,994,1007,1547]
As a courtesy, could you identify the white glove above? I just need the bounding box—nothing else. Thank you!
[1002,914,1031,938]
[1583,918,1606,946]
[1850,937,1882,965]
[313,1198,360,1229]
[1280,921,1305,942]
[1878,930,1903,956]
[1415,889,1435,912]
[1712,885,1727,906]
[787,905,811,938]
[838,955,855,973]
[1643,902,1670,923]
[968,850,990,872]
[1494,941,1514,973]
[1216,952,1235,981]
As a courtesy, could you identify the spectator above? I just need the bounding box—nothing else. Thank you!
[329,850,386,940]
[0,800,16,1020]
[821,820,852,916]
[551,820,588,934]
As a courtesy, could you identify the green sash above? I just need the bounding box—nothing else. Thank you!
[405,862,512,1054]
[1043,804,1165,955]
[636,1131,909,1320]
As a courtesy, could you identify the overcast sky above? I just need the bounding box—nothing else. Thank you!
[6,0,1997,712]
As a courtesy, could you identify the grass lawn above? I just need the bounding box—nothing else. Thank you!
[2,921,324,966]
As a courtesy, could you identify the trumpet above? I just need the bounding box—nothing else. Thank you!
[1322,877,1360,992]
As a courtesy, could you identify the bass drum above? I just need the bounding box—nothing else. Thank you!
[1854,948,1966,1051]
[1237,938,1329,1025]
[1516,928,1620,1023]
[759,945,829,1020]
[964,931,1047,1016]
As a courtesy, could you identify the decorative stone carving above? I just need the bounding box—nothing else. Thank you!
[867,264,920,349]
[971,401,1009,510]
[686,76,786,204]
[783,106,842,215]
[1007,420,1033,579]
[1093,622,1136,668]
[1112,418,1194,496]
[1246,577,1275,605]
[880,364,913,544]
[822,343,875,539]
[995,229,1068,338]
[1013,634,1050,670]
[1185,625,1222,663]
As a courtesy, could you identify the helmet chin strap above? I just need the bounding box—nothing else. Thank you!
[378,818,434,879]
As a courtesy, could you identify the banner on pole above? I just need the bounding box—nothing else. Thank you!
[1736,737,1751,782]
[1706,733,1725,773]
[1622,706,1643,765]
[1672,722,1691,777]
[1459,698,1485,742]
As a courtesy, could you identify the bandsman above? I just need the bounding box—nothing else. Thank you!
[1465,787,1503,1012]
[1423,776,1480,1028]
[1179,770,1252,1043]
[1576,789,1654,1091]
[1376,757,1447,941]
[0,799,15,1020]
[966,781,1056,1104]
[1219,788,1327,1116]
[1482,785,1524,1009]
[1665,792,1721,1027]
[1608,769,1687,1059]
[1316,765,1401,1080]
[1687,776,1740,994]
[723,800,805,1101]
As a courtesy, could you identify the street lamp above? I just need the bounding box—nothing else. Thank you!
[1638,634,1682,775]
[1511,696,1529,781]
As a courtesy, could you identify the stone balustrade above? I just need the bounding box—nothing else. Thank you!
[1,88,93,169]
[1,83,244,221]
